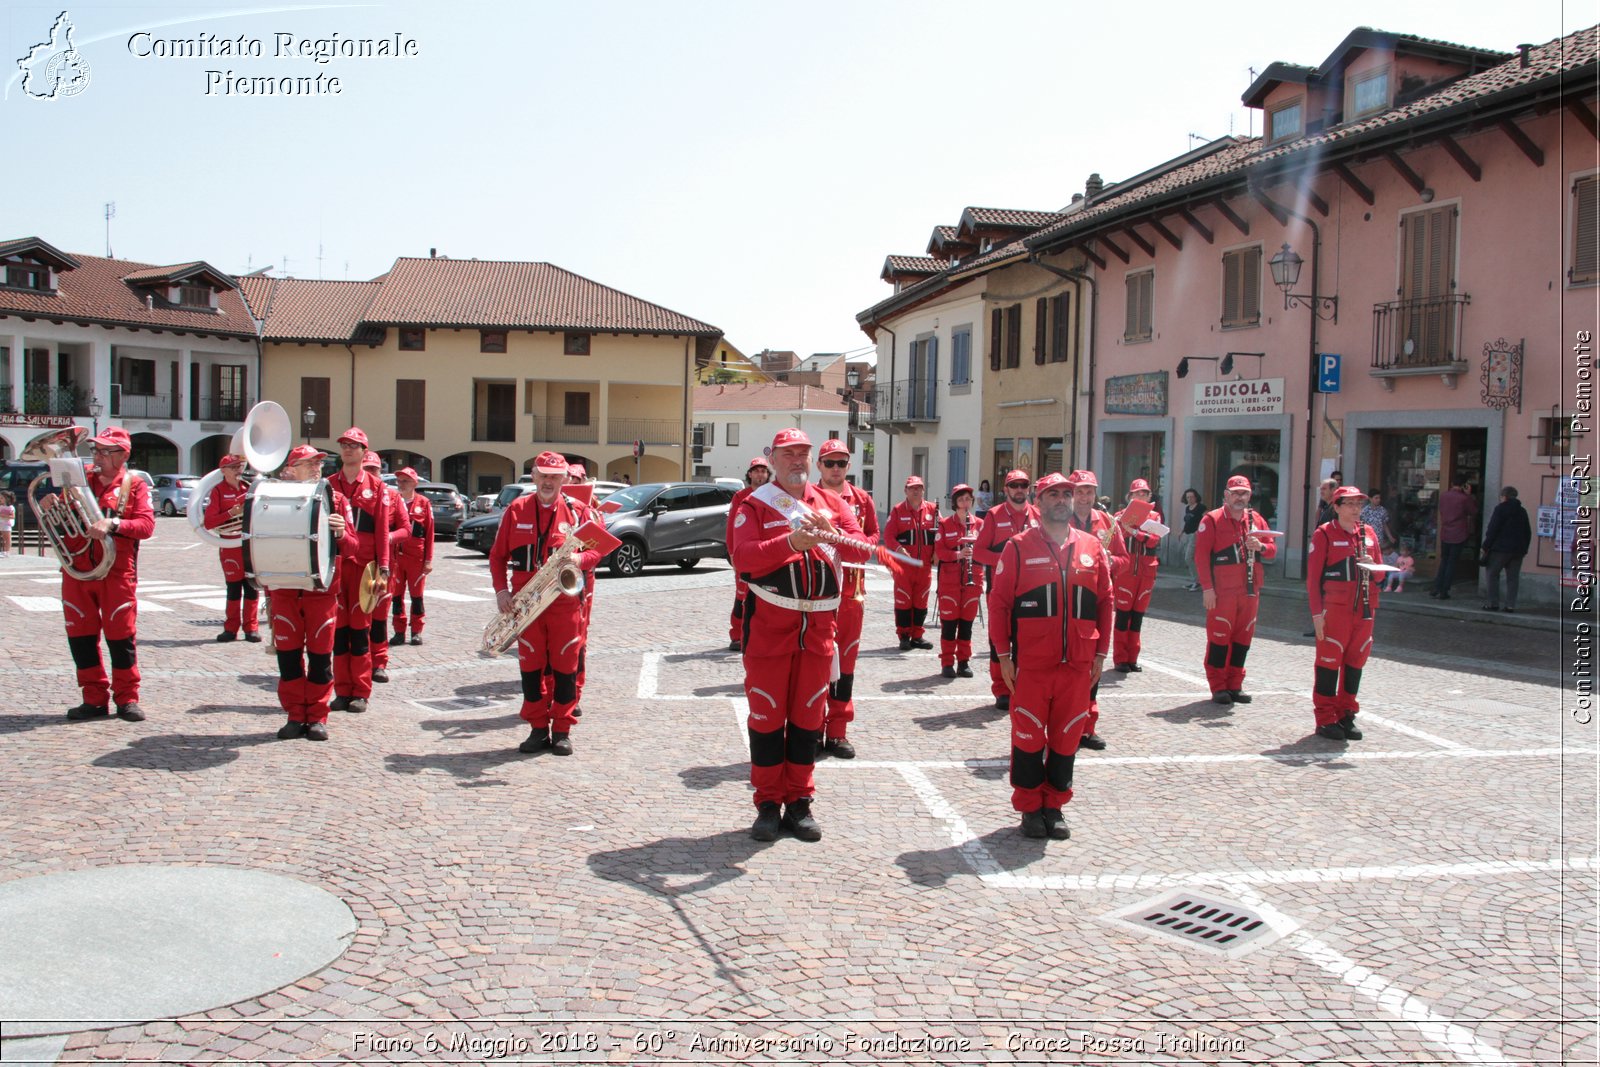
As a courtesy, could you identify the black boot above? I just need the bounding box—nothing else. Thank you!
[751,802,782,841]
[781,800,821,841]
[899,637,913,651]
[66,703,110,720]
[956,660,973,677]
[388,632,406,647]
[941,664,957,678]
[277,720,307,740]
[1019,810,1048,839]
[1041,808,1071,840]
[549,732,574,756]
[1339,715,1363,740]
[115,702,145,722]
[518,727,550,753]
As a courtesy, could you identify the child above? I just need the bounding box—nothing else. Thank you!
[0,490,15,557]
[1383,543,1415,592]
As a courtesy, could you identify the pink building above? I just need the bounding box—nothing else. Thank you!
[1024,26,1598,604]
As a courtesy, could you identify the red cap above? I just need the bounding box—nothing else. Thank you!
[1066,469,1098,489]
[950,483,974,500]
[361,451,382,471]
[533,450,569,474]
[746,455,771,471]
[904,475,925,489]
[394,467,420,483]
[217,454,243,470]
[1129,478,1151,493]
[768,427,812,452]
[1035,472,1071,494]
[88,426,131,452]
[1226,475,1253,492]
[1332,485,1368,503]
[818,438,850,458]
[284,445,327,466]
[336,427,369,448]
[567,463,587,478]
[1004,469,1031,486]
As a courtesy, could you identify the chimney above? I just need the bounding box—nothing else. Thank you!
[1085,173,1104,199]
[1518,43,1532,68]
[145,293,154,310]
[429,247,437,258]
[1071,192,1084,204]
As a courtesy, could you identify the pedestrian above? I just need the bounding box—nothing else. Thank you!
[1307,486,1384,741]
[1179,488,1203,590]
[987,471,1112,840]
[1315,478,1338,528]
[973,470,1039,710]
[1063,470,1122,749]
[270,446,351,741]
[726,456,772,652]
[729,428,869,841]
[975,478,993,513]
[489,451,604,756]
[884,475,939,650]
[46,426,155,722]
[934,483,982,680]
[0,489,15,556]
[1194,474,1278,705]
[326,428,391,713]
[201,454,262,643]
[363,452,409,686]
[1430,480,1479,600]
[815,438,879,758]
[387,468,434,646]
[1480,486,1531,612]
[1360,489,1395,551]
[1111,479,1163,673]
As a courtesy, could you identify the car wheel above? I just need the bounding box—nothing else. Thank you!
[609,539,646,577]
[161,500,176,517]
[676,558,699,570]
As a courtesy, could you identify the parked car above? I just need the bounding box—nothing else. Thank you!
[599,482,734,577]
[0,462,152,531]
[153,473,199,517]
[455,484,536,553]
[416,480,467,538]
[471,491,498,514]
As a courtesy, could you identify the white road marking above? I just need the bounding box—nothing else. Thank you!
[7,595,61,611]
[730,697,748,757]
[637,651,660,699]
[144,586,227,599]
[897,764,1007,878]
[1355,711,1465,750]
[999,854,1593,892]
[1134,657,1212,687]
[419,589,490,602]
[181,598,226,611]
[841,747,1575,771]
[0,569,61,577]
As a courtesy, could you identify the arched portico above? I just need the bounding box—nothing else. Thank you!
[129,432,179,476]
[191,434,233,475]
[441,451,515,496]
[380,449,432,481]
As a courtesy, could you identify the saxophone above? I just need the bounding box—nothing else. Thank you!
[481,534,586,654]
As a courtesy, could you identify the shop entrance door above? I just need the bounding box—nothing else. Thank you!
[1370,428,1486,581]
[1207,432,1281,529]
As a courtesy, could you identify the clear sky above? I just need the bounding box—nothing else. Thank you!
[1,1,1581,357]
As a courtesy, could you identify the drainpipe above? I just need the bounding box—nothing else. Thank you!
[1028,258,1097,469]
[345,343,357,432]
[877,322,896,511]
[1285,210,1323,581]
[683,337,692,480]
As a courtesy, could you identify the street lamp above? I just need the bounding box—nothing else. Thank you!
[302,405,316,444]
[87,395,103,437]
[1269,242,1339,322]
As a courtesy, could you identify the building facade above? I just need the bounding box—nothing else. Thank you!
[692,381,871,489]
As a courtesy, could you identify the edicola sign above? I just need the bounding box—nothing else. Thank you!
[1192,378,1285,417]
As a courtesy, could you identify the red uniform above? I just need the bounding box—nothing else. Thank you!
[59,468,155,708]
[729,484,868,806]
[823,481,878,742]
[1067,508,1123,739]
[488,492,602,734]
[883,499,939,640]
[1110,506,1163,667]
[1194,505,1279,695]
[368,484,410,672]
[1306,520,1383,729]
[327,468,391,700]
[727,486,756,644]
[975,501,1040,697]
[934,512,983,668]
[987,526,1113,813]
[389,489,435,640]
[202,477,259,638]
[563,489,600,706]
[270,486,352,724]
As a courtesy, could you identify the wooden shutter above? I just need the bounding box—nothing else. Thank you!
[1241,248,1260,324]
[1400,206,1456,300]
[300,377,330,438]
[564,391,590,426]
[1005,304,1022,368]
[1126,272,1153,339]
[1051,291,1071,362]
[989,308,1003,371]
[1574,176,1599,283]
[1034,298,1048,365]
[395,380,425,440]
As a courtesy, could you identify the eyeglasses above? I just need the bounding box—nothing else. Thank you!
[819,459,849,469]
[91,446,125,455]
[1005,482,1029,489]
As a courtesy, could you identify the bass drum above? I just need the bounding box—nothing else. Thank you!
[240,478,336,592]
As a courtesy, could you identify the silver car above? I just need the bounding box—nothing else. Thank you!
[152,473,199,517]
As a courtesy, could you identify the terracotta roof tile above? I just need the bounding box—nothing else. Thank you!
[248,277,385,344]
[961,207,1065,229]
[0,247,257,337]
[882,255,942,279]
[694,382,852,414]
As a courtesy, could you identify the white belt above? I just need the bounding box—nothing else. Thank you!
[747,583,840,613]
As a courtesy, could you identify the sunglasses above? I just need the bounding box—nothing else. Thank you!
[820,459,849,469]
[1006,481,1029,489]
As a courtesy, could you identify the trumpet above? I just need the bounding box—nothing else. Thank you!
[21,426,115,581]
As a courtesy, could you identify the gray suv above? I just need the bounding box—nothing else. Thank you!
[601,482,734,576]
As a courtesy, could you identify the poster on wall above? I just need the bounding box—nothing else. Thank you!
[1425,434,1442,470]
[1016,438,1034,475]
[1105,372,1169,415]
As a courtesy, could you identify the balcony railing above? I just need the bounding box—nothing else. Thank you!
[19,385,83,416]
[111,390,174,419]
[530,416,598,445]
[607,418,678,445]
[1371,294,1471,373]
[872,379,938,424]
[196,394,251,422]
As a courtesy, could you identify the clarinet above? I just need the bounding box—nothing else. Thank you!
[960,513,974,587]
[1356,521,1373,620]
[1243,508,1258,597]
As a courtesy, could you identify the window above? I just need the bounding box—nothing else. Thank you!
[1573,175,1599,284]
[1034,298,1049,365]
[658,486,698,511]
[726,423,739,447]
[947,444,968,489]
[5,263,50,291]
[480,330,507,353]
[121,357,156,395]
[1124,270,1153,341]
[861,440,874,466]
[1221,247,1261,328]
[1537,416,1574,458]
[398,328,425,351]
[563,391,591,426]
[396,379,425,440]
[1349,68,1390,118]
[1005,304,1021,369]
[300,377,330,438]
[950,326,972,385]
[212,364,246,421]
[564,332,591,355]
[1268,99,1302,144]
[860,469,874,492]
[177,285,213,308]
[1394,205,1459,364]
[910,335,937,418]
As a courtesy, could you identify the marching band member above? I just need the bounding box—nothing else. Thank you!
[387,467,434,647]
[730,428,869,841]
[271,446,350,741]
[49,426,155,722]
[364,451,410,684]
[1111,478,1162,673]
[884,475,939,651]
[564,463,599,717]
[489,451,603,756]
[326,429,390,713]
[1306,486,1383,741]
[987,472,1112,840]
[1194,474,1278,705]
[726,456,771,652]
[934,484,983,679]
[974,470,1038,710]
[1064,470,1123,751]
[814,437,878,758]
[203,453,262,643]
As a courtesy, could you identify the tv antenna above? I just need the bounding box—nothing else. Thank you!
[103,201,115,256]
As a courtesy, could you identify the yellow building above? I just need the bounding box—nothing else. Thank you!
[244,257,722,494]
[695,338,771,385]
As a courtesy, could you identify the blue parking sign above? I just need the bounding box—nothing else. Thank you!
[1317,352,1341,393]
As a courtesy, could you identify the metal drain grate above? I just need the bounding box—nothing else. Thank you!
[410,696,503,713]
[1100,888,1293,958]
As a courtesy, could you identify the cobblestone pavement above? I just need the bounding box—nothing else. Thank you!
[0,520,1594,1065]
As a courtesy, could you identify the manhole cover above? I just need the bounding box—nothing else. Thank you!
[1100,888,1293,958]
[411,695,502,713]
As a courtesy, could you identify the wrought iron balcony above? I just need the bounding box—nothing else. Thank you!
[606,418,678,445]
[872,379,938,431]
[111,390,173,419]
[21,385,83,416]
[196,394,251,422]
[529,415,598,445]
[1371,294,1471,388]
